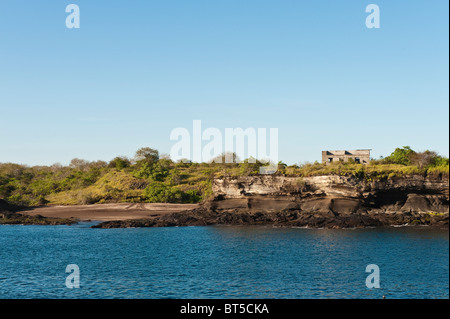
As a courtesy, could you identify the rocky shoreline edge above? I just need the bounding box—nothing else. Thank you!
[92,174,450,229]
[91,201,449,229]
[0,199,75,225]
[2,173,449,229]
[0,212,77,226]
[1,202,448,229]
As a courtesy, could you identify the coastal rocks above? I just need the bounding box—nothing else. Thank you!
[0,211,77,225]
[0,199,77,225]
[92,205,449,229]
[212,175,364,198]
[92,174,449,229]
[0,199,13,212]
[213,175,449,212]
[401,194,448,213]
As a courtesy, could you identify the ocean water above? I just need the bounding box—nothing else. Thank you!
[0,223,448,299]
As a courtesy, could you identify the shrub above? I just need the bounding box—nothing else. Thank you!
[182,190,202,203]
[76,191,100,205]
[143,182,182,203]
[383,146,415,165]
[108,157,131,170]
[409,150,439,169]
[135,147,159,164]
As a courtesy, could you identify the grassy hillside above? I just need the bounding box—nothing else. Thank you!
[1,147,448,207]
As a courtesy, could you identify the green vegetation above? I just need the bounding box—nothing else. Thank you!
[383,146,449,168]
[0,146,448,207]
[282,146,448,180]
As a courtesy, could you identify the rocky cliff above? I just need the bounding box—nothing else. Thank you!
[94,174,449,228]
[212,175,449,214]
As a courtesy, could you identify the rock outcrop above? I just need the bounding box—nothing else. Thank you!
[211,175,449,213]
[93,174,449,229]
[0,199,77,225]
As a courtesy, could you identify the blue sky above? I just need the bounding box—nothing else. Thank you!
[0,0,448,165]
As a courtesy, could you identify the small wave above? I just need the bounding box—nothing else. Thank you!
[392,223,409,228]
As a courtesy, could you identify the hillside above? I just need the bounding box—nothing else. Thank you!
[0,147,448,208]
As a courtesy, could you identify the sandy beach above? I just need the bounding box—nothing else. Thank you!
[20,203,199,222]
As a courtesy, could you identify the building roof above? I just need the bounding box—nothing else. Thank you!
[324,149,371,155]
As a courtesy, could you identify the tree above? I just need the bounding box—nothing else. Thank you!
[409,150,439,169]
[69,158,91,171]
[108,157,130,170]
[135,147,159,164]
[433,156,449,167]
[168,169,182,185]
[384,146,415,165]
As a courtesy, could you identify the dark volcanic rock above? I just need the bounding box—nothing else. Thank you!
[1,199,77,225]
[92,175,449,229]
[92,205,449,229]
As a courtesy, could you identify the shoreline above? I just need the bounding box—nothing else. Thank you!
[0,202,199,226]
[2,173,448,229]
[90,207,449,229]
[17,202,199,222]
[2,200,449,229]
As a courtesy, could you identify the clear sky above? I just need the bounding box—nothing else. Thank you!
[0,0,448,166]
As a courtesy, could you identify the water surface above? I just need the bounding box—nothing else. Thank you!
[0,223,448,298]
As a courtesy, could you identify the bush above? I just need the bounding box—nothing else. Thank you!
[383,146,415,165]
[409,150,438,169]
[182,190,202,203]
[108,157,131,170]
[36,195,50,206]
[76,191,100,205]
[432,156,449,167]
[134,147,159,165]
[143,182,182,203]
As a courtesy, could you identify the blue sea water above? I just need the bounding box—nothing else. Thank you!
[0,223,448,299]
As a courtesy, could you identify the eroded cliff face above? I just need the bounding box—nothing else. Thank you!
[212,175,449,215]
[93,175,449,228]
